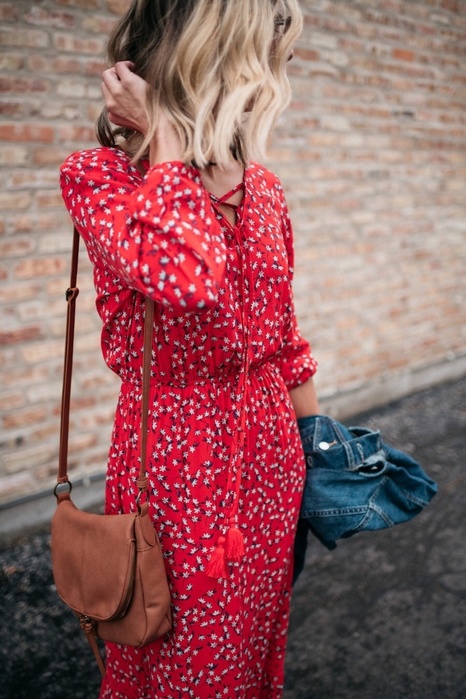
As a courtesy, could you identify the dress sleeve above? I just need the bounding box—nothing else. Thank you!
[270,185,318,390]
[60,148,227,312]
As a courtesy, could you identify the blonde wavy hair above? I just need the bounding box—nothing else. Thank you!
[97,0,303,167]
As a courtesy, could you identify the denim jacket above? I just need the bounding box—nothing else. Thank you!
[293,415,438,582]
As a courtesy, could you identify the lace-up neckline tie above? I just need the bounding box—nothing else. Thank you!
[209,182,244,213]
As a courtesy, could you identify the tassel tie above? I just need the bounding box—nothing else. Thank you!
[205,400,247,580]
[205,520,246,580]
[205,425,247,580]
[225,517,245,560]
[205,535,228,579]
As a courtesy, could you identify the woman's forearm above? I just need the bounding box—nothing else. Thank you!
[289,377,320,419]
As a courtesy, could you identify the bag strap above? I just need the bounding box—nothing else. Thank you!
[55,226,153,502]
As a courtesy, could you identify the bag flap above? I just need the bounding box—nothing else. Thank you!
[51,499,136,621]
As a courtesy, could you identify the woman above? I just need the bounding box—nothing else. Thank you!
[60,0,319,696]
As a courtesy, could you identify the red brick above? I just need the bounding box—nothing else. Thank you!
[0,3,19,21]
[0,238,35,257]
[68,433,98,453]
[83,59,107,76]
[1,123,55,143]
[294,47,320,62]
[0,326,43,346]
[58,124,96,143]
[14,257,67,278]
[53,33,104,54]
[440,0,459,11]
[0,76,51,93]
[69,395,98,411]
[392,48,416,62]
[29,423,62,442]
[26,54,80,74]
[0,101,24,117]
[0,281,42,304]
[10,212,64,233]
[2,406,49,430]
[0,390,24,411]
[34,191,64,209]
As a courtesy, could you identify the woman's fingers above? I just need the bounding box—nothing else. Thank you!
[102,61,135,86]
[101,63,150,134]
[114,61,135,81]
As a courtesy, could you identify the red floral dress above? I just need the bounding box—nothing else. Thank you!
[60,147,317,699]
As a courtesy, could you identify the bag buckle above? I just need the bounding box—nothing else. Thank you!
[53,480,73,499]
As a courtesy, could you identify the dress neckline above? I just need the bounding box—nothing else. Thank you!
[137,154,249,227]
[209,182,244,210]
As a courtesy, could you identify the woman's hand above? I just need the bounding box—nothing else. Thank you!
[101,61,150,134]
[101,61,183,165]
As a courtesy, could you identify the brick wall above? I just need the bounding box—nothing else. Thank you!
[0,0,123,505]
[273,0,466,408]
[1,0,465,506]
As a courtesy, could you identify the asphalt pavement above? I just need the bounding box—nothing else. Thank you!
[284,376,466,699]
[1,376,465,699]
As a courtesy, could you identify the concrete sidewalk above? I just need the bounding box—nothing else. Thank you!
[0,377,465,699]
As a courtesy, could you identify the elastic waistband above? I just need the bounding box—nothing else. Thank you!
[120,361,275,390]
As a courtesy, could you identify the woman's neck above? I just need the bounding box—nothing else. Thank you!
[201,162,245,228]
